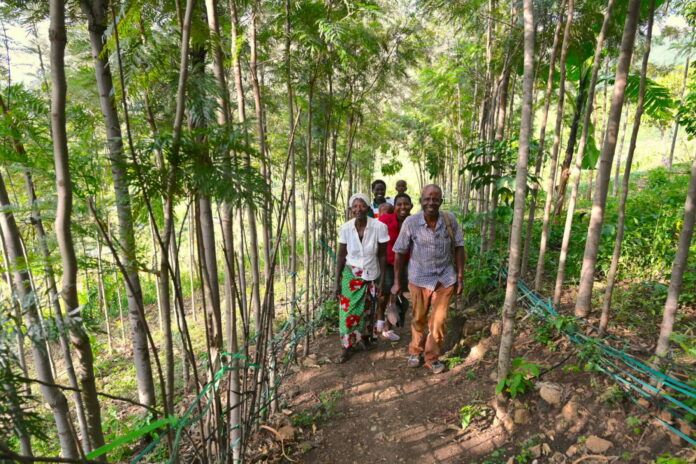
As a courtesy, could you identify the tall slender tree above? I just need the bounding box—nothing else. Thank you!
[534,0,574,291]
[521,0,566,277]
[498,0,534,388]
[655,154,696,356]
[50,0,107,454]
[575,0,643,317]
[0,171,78,459]
[553,0,616,305]
[79,0,156,410]
[600,0,656,331]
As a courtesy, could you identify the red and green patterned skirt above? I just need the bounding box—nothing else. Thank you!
[338,266,376,349]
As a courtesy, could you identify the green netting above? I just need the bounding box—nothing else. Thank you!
[505,268,696,446]
[86,272,333,463]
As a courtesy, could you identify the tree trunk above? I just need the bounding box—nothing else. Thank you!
[554,70,589,217]
[655,154,696,356]
[79,0,156,410]
[97,240,112,353]
[249,3,273,316]
[286,0,298,326]
[498,0,534,389]
[552,0,616,305]
[148,217,164,333]
[520,0,566,277]
[202,0,241,457]
[50,0,107,454]
[304,77,315,357]
[0,91,93,454]
[667,55,691,169]
[478,0,494,141]
[188,198,197,322]
[600,0,656,331]
[230,0,263,336]
[114,265,126,343]
[534,0,574,291]
[613,103,630,196]
[575,0,642,317]
[0,172,78,458]
[488,63,512,250]
[197,196,223,357]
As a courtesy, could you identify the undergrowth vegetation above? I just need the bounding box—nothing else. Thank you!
[527,164,696,334]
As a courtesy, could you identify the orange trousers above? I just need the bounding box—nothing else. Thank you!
[408,282,455,363]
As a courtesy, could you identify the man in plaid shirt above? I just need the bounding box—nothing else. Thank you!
[391,184,465,374]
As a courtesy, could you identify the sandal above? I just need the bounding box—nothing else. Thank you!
[335,348,351,364]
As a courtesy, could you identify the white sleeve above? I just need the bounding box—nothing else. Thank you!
[338,223,348,244]
[377,221,390,243]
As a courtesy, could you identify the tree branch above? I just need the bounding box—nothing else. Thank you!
[18,376,161,415]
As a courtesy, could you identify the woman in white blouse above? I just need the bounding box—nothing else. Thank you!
[334,193,389,363]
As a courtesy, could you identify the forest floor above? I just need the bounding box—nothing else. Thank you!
[250,295,695,464]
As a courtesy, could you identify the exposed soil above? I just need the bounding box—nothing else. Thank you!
[250,299,695,464]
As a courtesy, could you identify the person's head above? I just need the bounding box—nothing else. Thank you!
[348,193,371,219]
[393,193,413,221]
[378,202,394,216]
[420,184,443,217]
[395,180,407,194]
[371,179,387,202]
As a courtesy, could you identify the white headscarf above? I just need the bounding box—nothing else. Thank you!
[348,193,371,209]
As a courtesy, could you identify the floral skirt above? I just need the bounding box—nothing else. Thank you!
[338,267,376,349]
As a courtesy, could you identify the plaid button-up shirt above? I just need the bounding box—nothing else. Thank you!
[392,211,465,290]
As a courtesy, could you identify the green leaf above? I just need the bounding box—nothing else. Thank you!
[601,74,676,120]
[86,415,178,459]
[495,378,506,395]
[581,132,600,170]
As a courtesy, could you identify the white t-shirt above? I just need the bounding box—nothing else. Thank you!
[338,217,390,281]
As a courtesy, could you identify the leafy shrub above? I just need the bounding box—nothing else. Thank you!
[495,357,541,398]
[319,300,339,330]
[460,404,484,430]
[291,390,343,427]
[656,454,691,464]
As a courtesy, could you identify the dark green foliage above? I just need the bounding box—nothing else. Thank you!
[677,68,696,139]
[463,139,542,206]
[495,357,541,398]
[319,300,339,331]
[533,165,695,302]
[601,73,676,120]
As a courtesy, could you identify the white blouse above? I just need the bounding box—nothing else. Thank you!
[338,217,389,281]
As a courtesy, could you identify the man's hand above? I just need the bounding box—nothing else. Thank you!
[456,277,464,295]
[391,282,402,297]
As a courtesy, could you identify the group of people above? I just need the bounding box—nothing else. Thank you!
[334,180,465,374]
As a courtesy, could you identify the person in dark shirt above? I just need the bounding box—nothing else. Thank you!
[369,179,390,217]
[375,193,413,340]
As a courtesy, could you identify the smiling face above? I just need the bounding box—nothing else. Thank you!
[420,185,443,217]
[372,182,386,202]
[351,198,369,219]
[394,196,412,220]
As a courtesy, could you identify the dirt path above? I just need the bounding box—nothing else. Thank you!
[283,313,508,464]
[272,307,694,464]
